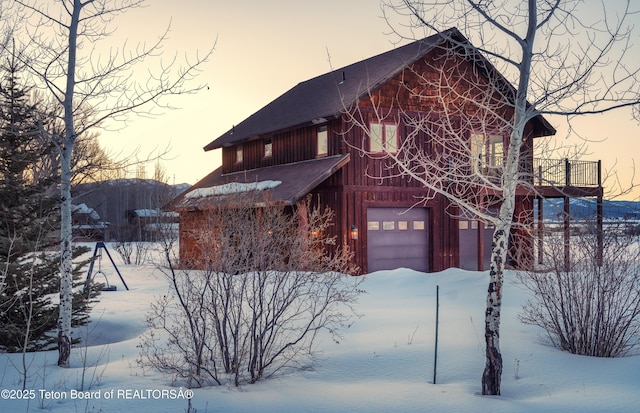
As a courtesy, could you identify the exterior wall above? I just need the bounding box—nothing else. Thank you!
[178,211,205,268]
[311,160,457,274]
[325,48,513,272]
[222,123,338,174]
[192,46,538,273]
[511,195,535,267]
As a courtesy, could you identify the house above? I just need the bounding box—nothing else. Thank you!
[171,28,603,274]
[72,203,109,241]
[124,209,179,241]
[72,178,188,242]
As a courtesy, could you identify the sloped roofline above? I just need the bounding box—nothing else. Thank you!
[204,27,554,151]
[169,154,351,211]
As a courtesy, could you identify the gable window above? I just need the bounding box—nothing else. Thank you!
[317,125,328,157]
[471,133,504,175]
[264,139,272,158]
[370,122,398,153]
[235,145,243,164]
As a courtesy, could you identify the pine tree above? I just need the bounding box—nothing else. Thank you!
[0,48,94,352]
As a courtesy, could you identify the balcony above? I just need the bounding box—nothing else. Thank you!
[532,158,602,198]
[533,158,601,187]
[470,154,602,199]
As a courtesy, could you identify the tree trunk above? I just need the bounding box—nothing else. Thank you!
[481,55,529,393]
[57,0,81,368]
[57,144,73,367]
[482,224,508,395]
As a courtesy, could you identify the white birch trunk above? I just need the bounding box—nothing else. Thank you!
[57,0,81,368]
[482,0,536,394]
[57,145,73,367]
[481,134,518,395]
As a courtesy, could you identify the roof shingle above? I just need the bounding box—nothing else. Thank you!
[171,154,350,210]
[204,28,464,151]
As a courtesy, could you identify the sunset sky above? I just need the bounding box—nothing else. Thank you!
[95,0,640,199]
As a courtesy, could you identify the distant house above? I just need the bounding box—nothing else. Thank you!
[171,28,602,274]
[72,203,108,241]
[125,209,179,241]
[72,179,188,242]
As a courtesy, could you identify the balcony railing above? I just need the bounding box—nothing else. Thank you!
[533,158,601,188]
[471,156,601,189]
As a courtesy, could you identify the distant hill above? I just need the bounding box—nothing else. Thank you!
[541,198,640,221]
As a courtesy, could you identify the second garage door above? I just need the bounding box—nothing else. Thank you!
[366,207,429,273]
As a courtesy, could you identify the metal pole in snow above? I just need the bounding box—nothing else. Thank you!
[433,285,439,384]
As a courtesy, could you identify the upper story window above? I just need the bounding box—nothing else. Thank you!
[264,139,273,158]
[369,122,398,153]
[235,145,243,164]
[317,125,328,157]
[471,133,504,175]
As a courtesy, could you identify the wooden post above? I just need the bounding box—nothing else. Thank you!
[537,197,544,265]
[597,161,603,267]
[597,193,603,267]
[477,220,485,271]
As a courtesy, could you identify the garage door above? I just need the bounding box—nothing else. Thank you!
[459,218,494,270]
[366,207,429,273]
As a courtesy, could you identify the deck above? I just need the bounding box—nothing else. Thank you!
[532,158,603,198]
[531,158,603,268]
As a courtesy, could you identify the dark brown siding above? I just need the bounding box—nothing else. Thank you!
[189,45,539,273]
[221,119,345,174]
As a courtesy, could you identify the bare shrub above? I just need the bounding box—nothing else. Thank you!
[139,193,362,387]
[113,240,149,266]
[519,221,640,357]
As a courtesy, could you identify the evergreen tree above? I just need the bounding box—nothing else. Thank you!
[0,48,94,352]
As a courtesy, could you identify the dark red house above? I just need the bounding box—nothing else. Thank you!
[172,28,602,274]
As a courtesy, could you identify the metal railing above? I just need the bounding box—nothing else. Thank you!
[467,156,601,188]
[533,158,601,187]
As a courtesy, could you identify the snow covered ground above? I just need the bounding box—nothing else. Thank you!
[1,245,639,413]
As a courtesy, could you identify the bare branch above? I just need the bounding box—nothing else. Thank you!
[7,0,214,368]
[362,0,639,395]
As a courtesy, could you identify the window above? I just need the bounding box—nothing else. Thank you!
[386,124,398,152]
[488,135,503,167]
[382,221,395,230]
[317,125,328,157]
[235,145,243,164]
[471,133,504,175]
[264,139,272,158]
[370,123,383,153]
[370,122,399,153]
[368,221,380,231]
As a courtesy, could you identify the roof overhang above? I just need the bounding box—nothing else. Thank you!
[531,114,556,138]
[203,114,341,152]
[170,154,350,211]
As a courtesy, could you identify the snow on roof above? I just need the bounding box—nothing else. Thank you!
[73,223,109,230]
[185,180,282,199]
[72,203,101,220]
[134,209,179,218]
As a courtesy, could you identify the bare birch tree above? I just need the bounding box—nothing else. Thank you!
[347,0,640,395]
[9,0,213,367]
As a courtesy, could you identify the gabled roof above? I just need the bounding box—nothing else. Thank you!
[171,154,350,211]
[204,27,554,151]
